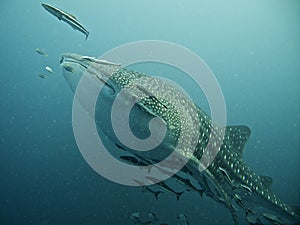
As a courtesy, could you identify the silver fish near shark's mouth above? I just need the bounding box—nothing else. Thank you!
[60,53,300,225]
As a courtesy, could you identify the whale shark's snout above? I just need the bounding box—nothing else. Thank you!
[60,53,121,94]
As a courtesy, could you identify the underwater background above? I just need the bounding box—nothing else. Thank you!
[0,0,299,224]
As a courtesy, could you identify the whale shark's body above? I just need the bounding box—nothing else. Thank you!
[60,53,299,225]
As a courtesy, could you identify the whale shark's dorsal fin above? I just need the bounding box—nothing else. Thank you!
[260,175,273,188]
[225,125,274,189]
[225,125,251,158]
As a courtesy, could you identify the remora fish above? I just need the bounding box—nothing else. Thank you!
[35,48,48,57]
[41,3,89,39]
[60,53,300,225]
[130,212,168,225]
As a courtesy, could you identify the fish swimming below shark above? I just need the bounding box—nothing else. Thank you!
[129,212,189,225]
[60,53,300,225]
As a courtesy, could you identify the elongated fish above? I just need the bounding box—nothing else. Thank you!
[60,53,300,225]
[41,3,89,39]
[130,212,168,225]
[37,73,47,79]
[35,48,48,57]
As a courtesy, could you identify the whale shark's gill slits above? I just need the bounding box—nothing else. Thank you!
[149,95,168,109]
[135,85,168,109]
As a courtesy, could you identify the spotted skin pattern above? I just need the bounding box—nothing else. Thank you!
[61,53,300,225]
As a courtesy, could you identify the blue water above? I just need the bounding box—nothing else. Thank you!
[0,0,299,224]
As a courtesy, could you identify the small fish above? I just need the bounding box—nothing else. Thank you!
[130,212,168,225]
[130,212,151,225]
[219,167,233,185]
[131,179,162,199]
[177,213,189,225]
[130,212,140,220]
[35,48,48,57]
[262,213,284,225]
[38,73,47,79]
[239,184,252,194]
[145,176,185,201]
[62,64,74,73]
[45,66,53,73]
[142,186,163,200]
[41,3,89,39]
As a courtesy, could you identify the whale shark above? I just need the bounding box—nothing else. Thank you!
[60,53,300,225]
